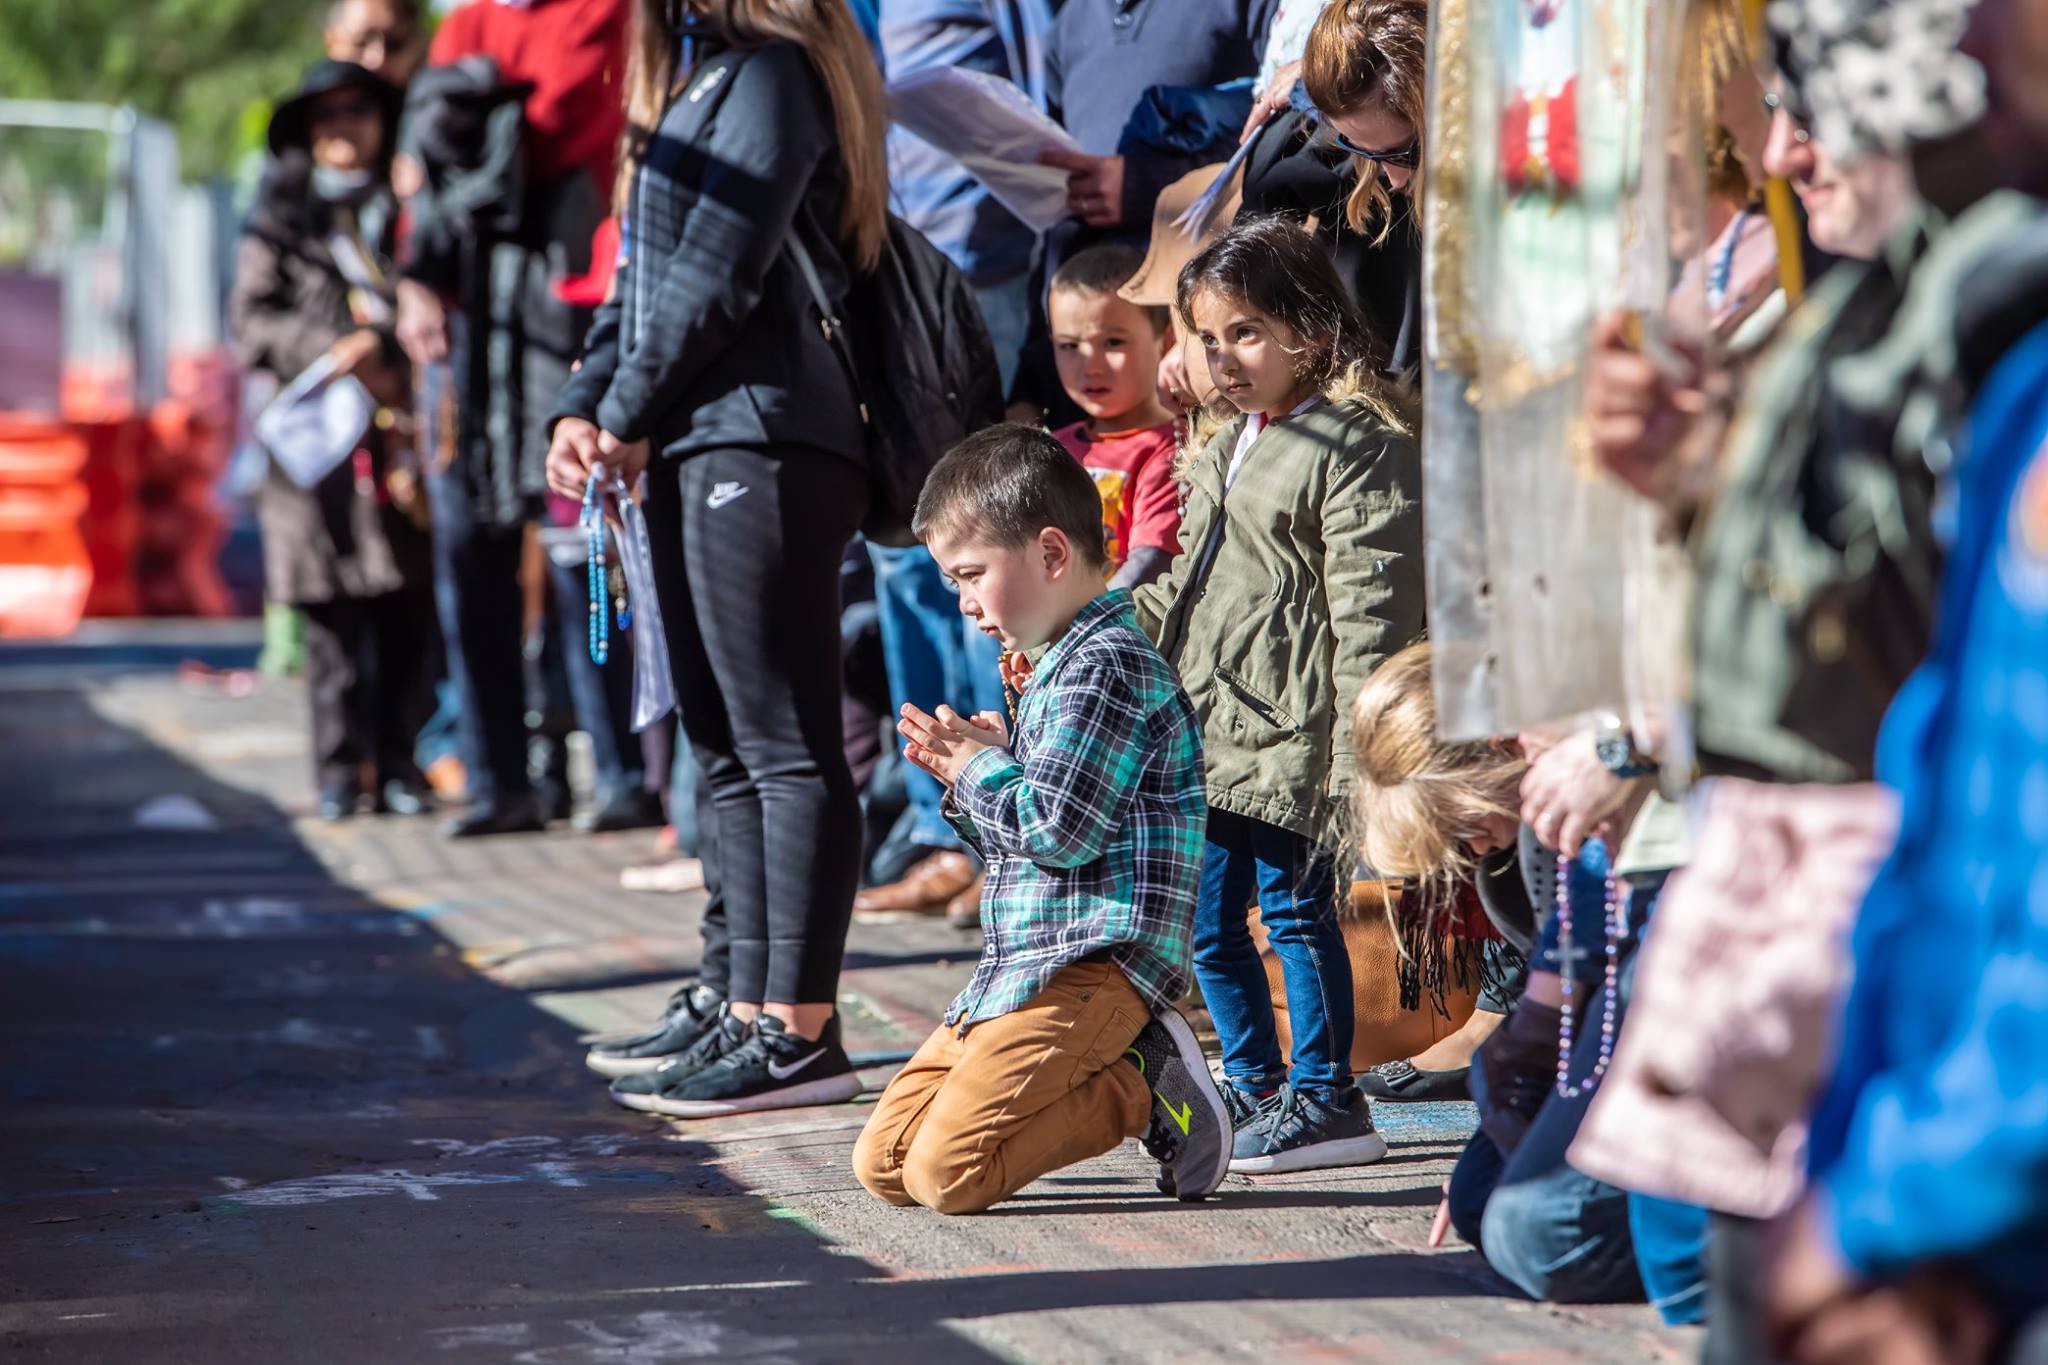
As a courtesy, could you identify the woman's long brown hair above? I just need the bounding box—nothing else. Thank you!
[1301,0,1430,242]
[616,0,889,271]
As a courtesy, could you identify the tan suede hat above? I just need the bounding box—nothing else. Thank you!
[1117,160,1245,308]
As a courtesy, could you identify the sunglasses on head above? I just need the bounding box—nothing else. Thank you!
[1329,130,1421,169]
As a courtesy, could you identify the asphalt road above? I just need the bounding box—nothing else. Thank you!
[0,639,1683,1363]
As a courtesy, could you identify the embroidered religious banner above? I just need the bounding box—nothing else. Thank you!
[1422,0,1702,741]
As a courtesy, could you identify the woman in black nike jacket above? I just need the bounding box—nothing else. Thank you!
[548,0,888,1117]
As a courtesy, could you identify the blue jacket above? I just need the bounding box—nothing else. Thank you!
[1806,317,2048,1316]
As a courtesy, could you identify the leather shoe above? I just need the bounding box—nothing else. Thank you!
[853,851,978,915]
[442,795,546,839]
[1360,1058,1471,1103]
[945,874,985,929]
[376,778,436,817]
[573,789,666,834]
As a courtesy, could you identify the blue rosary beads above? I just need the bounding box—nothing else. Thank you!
[583,472,611,666]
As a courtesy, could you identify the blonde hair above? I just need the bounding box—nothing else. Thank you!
[1300,0,1430,242]
[618,0,889,270]
[1350,643,1525,898]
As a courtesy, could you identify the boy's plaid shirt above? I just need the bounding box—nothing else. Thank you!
[942,590,1207,1030]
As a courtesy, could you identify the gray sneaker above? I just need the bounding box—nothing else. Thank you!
[1221,1082,1278,1131]
[1228,1084,1388,1174]
[1124,1008,1232,1200]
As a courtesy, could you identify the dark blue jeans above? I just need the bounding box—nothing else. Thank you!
[1448,876,1709,1309]
[866,542,1006,859]
[1449,1029,1644,1303]
[1192,809,1353,1101]
[425,461,529,809]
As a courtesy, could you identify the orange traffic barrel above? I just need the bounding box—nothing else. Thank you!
[0,416,93,637]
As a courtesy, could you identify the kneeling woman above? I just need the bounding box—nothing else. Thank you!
[1349,644,1704,1312]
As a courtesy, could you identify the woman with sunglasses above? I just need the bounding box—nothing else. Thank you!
[1299,0,1428,239]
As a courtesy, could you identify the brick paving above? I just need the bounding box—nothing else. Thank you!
[0,644,1686,1363]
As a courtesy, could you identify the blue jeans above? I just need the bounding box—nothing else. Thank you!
[414,676,463,772]
[866,542,1007,854]
[973,275,1033,395]
[1630,1194,1710,1325]
[1192,809,1353,1101]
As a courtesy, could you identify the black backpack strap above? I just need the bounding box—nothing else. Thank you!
[786,234,869,426]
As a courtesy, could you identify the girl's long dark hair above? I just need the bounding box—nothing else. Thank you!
[1174,216,1384,392]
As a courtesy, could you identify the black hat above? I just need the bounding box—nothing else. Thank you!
[267,59,405,158]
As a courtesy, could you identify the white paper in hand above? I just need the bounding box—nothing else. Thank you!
[888,67,1082,232]
[255,353,375,489]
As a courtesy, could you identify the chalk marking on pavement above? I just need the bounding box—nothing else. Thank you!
[530,1162,585,1188]
[594,1281,810,1297]
[409,1135,637,1161]
[220,1170,525,1207]
[428,1310,802,1364]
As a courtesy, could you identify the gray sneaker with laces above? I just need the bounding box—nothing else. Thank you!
[1124,1008,1232,1200]
[1228,1084,1388,1174]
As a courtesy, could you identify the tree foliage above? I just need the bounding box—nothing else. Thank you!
[0,0,335,179]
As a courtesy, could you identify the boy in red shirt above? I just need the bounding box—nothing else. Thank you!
[1046,245,1182,589]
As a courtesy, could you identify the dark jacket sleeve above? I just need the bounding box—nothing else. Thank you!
[592,44,833,443]
[229,231,326,385]
[551,257,627,430]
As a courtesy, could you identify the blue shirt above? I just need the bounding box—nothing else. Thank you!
[1806,318,2048,1315]
[881,0,1052,287]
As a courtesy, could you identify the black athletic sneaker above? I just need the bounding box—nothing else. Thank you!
[1229,1084,1388,1174]
[625,1014,863,1119]
[607,1006,751,1113]
[585,984,727,1079]
[1124,1008,1232,1200]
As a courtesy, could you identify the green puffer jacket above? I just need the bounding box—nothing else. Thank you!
[1134,394,1427,849]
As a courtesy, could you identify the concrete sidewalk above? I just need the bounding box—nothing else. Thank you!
[0,649,1686,1363]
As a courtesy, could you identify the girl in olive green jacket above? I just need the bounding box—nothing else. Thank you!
[1133,218,1426,1174]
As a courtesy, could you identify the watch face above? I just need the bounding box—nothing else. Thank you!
[1596,733,1632,772]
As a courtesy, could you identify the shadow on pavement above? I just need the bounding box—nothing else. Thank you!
[0,684,1010,1364]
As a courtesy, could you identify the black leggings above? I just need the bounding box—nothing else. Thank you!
[644,445,867,1005]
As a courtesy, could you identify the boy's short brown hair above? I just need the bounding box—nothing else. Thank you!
[1050,244,1171,334]
[912,424,1109,568]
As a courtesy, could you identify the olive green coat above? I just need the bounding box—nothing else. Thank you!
[1134,396,1427,848]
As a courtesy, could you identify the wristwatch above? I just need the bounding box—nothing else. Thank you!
[1593,714,1657,779]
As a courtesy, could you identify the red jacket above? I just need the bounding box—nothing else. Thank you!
[430,0,627,190]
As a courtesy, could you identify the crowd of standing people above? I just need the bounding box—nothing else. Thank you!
[228,0,2048,1361]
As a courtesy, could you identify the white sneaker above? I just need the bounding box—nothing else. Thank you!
[621,858,705,893]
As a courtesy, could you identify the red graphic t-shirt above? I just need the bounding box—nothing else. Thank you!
[1052,421,1182,574]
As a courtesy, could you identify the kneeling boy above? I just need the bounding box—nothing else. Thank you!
[852,425,1228,1213]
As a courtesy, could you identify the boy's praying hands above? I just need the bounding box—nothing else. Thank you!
[898,703,1009,787]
